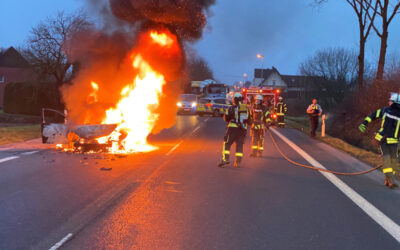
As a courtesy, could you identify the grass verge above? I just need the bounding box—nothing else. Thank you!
[285,116,381,167]
[0,124,41,145]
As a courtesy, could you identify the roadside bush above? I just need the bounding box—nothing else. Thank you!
[286,98,312,116]
[327,81,400,153]
[4,81,63,115]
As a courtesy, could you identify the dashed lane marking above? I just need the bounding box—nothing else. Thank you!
[271,128,400,243]
[166,141,183,156]
[0,151,39,164]
[21,151,39,155]
[49,233,73,250]
[0,156,19,163]
[191,126,201,135]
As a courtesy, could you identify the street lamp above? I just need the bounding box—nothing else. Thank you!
[257,53,264,86]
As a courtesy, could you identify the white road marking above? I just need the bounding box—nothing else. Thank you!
[49,233,73,250]
[0,151,39,164]
[0,156,19,163]
[166,141,183,156]
[271,128,400,243]
[205,118,210,122]
[191,126,201,135]
[21,151,39,155]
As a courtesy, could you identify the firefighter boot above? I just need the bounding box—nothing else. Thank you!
[385,174,398,188]
[234,160,240,168]
[250,149,257,158]
[257,150,263,158]
[218,159,230,167]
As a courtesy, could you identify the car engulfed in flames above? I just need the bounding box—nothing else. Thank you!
[42,29,182,154]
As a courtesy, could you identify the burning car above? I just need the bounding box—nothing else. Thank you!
[41,108,119,153]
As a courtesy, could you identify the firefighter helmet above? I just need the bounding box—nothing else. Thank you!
[256,94,263,101]
[233,92,243,105]
[278,96,283,101]
[390,92,400,104]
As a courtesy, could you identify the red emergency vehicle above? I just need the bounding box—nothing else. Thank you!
[242,86,281,124]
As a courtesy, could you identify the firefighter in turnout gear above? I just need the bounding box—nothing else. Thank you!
[359,93,400,188]
[218,93,250,168]
[276,96,287,127]
[249,94,270,157]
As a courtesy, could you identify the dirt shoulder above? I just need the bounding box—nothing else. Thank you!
[285,116,381,167]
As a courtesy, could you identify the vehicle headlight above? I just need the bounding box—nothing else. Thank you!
[192,102,197,107]
[177,102,182,107]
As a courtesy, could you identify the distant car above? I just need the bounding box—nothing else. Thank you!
[177,94,198,115]
[196,97,230,117]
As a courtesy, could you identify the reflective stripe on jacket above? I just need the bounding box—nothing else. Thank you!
[362,106,400,144]
[224,103,250,129]
[276,102,287,115]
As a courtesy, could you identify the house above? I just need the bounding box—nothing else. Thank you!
[253,67,287,92]
[0,47,32,107]
[281,75,324,99]
[253,67,323,99]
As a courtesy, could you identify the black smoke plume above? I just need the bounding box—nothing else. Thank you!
[109,0,216,40]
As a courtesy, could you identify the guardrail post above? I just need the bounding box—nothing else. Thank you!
[321,114,326,137]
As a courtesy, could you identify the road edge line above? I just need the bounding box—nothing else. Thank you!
[49,233,73,250]
[166,141,183,156]
[271,128,400,243]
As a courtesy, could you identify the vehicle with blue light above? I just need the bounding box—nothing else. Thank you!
[177,94,198,115]
[196,97,230,117]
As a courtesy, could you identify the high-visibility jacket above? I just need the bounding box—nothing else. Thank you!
[307,104,322,117]
[224,103,250,129]
[250,104,269,130]
[276,102,287,116]
[362,104,400,144]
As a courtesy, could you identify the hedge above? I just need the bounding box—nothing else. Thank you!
[4,81,64,115]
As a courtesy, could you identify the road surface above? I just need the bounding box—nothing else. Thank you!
[0,115,400,249]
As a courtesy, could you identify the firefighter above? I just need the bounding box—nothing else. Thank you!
[359,93,400,188]
[276,96,287,127]
[218,92,250,168]
[249,94,270,157]
[306,98,322,137]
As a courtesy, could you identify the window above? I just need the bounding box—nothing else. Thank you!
[214,99,226,104]
[0,75,4,83]
[199,99,211,104]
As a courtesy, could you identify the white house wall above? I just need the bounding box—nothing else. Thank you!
[261,72,287,88]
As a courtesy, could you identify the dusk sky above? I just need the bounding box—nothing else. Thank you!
[1,0,400,84]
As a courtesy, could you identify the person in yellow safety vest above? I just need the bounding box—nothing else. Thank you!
[218,92,250,168]
[276,96,287,128]
[307,98,322,137]
[359,92,400,188]
[249,94,270,157]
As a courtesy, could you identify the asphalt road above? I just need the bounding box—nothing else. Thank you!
[1,115,400,249]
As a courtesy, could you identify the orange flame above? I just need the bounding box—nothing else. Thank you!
[97,52,166,153]
[87,81,99,104]
[150,31,174,47]
[63,29,182,154]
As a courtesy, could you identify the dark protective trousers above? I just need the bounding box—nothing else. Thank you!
[222,127,247,163]
[310,116,319,137]
[380,142,399,179]
[277,115,285,127]
[251,128,264,155]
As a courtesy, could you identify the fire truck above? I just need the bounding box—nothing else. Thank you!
[242,86,282,124]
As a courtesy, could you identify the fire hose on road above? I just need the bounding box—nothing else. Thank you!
[267,130,382,176]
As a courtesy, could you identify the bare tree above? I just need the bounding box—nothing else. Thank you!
[24,11,92,86]
[299,47,358,103]
[313,0,378,90]
[367,0,400,83]
[187,56,214,81]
